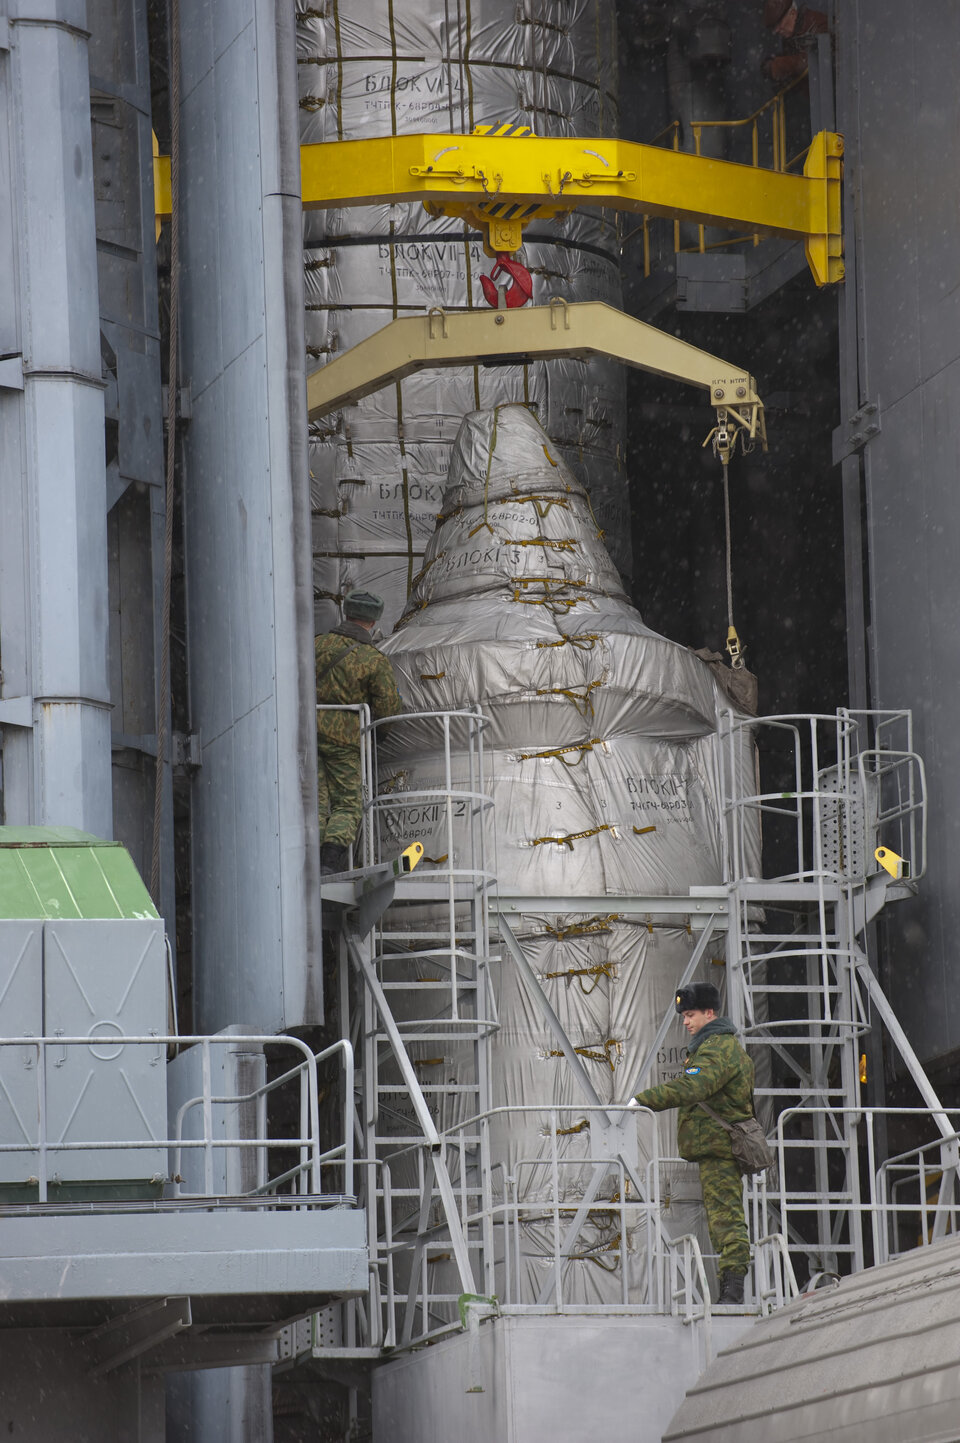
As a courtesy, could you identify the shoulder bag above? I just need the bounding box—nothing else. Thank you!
[698,1098,775,1176]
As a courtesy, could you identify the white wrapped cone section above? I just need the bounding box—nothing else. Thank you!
[296,0,628,632]
[378,406,759,1302]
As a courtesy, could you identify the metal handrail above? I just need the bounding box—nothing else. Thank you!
[769,1106,960,1270]
[0,1032,354,1204]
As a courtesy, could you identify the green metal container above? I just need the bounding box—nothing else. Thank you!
[0,826,159,921]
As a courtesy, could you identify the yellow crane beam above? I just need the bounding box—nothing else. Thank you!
[154,130,843,288]
[305,299,765,462]
[298,129,843,287]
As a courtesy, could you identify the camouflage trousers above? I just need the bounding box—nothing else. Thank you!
[317,742,363,848]
[699,1156,751,1275]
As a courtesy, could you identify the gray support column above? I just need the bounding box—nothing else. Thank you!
[0,0,111,835]
[178,0,319,1032]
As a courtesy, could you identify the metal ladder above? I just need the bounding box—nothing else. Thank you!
[321,705,499,1353]
[720,708,928,1280]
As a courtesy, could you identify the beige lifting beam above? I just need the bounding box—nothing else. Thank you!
[305,299,765,460]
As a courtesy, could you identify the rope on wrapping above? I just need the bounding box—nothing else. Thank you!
[529,823,614,851]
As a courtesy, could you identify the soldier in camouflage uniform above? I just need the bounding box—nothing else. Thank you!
[633,981,754,1305]
[315,590,403,875]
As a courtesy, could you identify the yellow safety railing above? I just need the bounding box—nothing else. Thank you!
[639,69,812,276]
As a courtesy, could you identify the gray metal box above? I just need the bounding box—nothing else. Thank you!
[0,918,166,1187]
[0,922,43,1185]
[166,1027,267,1196]
[44,919,167,1183]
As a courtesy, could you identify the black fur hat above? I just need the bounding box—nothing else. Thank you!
[675,982,722,1014]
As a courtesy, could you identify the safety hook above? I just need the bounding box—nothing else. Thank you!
[480,253,534,309]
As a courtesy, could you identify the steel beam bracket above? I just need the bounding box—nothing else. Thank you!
[832,397,881,464]
[802,130,845,288]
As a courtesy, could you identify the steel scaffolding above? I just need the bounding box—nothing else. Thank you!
[290,705,958,1373]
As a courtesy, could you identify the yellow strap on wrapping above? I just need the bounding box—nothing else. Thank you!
[516,537,579,551]
[555,1118,590,1136]
[530,823,614,851]
[542,961,618,995]
[510,576,587,613]
[633,824,657,836]
[515,494,571,518]
[409,550,445,590]
[543,914,621,940]
[549,1037,622,1072]
[515,737,604,766]
[419,672,446,681]
[535,678,605,716]
[536,631,601,651]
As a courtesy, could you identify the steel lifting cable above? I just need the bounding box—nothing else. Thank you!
[150,0,181,905]
[721,459,745,670]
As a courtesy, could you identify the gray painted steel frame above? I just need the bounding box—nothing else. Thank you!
[835,0,960,1065]
[177,0,321,1031]
[0,0,113,838]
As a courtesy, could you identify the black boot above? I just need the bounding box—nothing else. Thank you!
[717,1272,745,1305]
[320,843,348,876]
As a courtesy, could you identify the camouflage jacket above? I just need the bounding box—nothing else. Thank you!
[633,1019,755,1161]
[315,622,403,746]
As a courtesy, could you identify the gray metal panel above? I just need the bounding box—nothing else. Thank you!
[0,0,112,837]
[166,1028,267,1196]
[166,1366,273,1443]
[43,919,166,1181]
[220,342,274,720]
[213,34,267,370]
[179,0,320,1033]
[372,1313,754,1443]
[664,1236,960,1442]
[836,0,960,1065]
[179,70,224,403]
[0,922,42,1184]
[178,0,215,104]
[86,0,171,927]
[0,1206,367,1303]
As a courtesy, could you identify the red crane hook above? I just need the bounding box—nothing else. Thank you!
[480,253,534,309]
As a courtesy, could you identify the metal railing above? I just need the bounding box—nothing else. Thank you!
[764,1106,960,1274]
[344,1104,737,1353]
[718,709,925,889]
[634,69,811,274]
[0,1033,354,1205]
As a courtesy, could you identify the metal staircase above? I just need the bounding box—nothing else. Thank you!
[720,708,936,1278]
[281,703,960,1388]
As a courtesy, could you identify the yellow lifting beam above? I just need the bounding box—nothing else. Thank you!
[305,299,766,460]
[154,129,843,288]
[298,129,843,287]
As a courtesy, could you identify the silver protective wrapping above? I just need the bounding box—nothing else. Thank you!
[379,406,760,1302]
[295,0,627,633]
